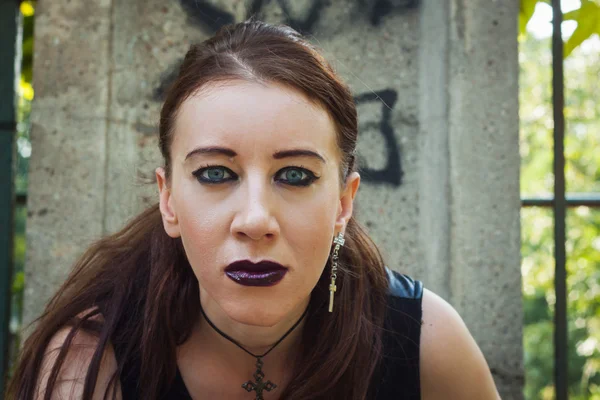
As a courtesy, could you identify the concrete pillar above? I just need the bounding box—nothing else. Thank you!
[23,0,111,326]
[419,1,524,397]
[24,0,523,397]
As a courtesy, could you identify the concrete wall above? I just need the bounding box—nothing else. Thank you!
[419,2,523,397]
[23,0,523,397]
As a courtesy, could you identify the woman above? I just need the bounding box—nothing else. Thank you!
[8,19,500,400]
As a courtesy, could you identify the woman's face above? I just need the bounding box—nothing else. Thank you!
[156,80,359,327]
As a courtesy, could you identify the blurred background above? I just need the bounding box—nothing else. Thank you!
[1,0,599,398]
[520,1,600,398]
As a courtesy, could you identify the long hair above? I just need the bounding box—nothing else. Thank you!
[7,19,389,400]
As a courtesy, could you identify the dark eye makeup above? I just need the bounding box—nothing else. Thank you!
[192,165,320,187]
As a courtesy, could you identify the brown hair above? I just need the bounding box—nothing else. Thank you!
[7,19,389,400]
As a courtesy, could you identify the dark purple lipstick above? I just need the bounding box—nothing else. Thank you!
[224,260,287,287]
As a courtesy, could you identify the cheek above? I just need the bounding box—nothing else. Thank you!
[178,217,219,280]
[174,187,230,279]
[282,194,338,272]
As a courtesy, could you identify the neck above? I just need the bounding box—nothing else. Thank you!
[196,297,309,366]
[177,300,308,398]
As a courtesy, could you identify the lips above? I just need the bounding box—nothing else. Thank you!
[224,260,288,287]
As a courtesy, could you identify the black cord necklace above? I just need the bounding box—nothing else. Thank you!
[199,305,309,400]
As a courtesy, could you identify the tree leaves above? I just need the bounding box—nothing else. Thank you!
[563,0,600,58]
[520,0,540,36]
[521,20,600,399]
[520,0,600,58]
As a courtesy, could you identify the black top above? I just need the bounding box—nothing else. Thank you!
[372,268,423,400]
[115,268,423,399]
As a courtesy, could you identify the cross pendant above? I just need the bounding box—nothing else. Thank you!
[241,358,277,400]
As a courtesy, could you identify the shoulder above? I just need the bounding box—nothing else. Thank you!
[36,312,122,399]
[419,288,500,400]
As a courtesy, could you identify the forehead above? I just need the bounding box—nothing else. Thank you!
[172,80,339,162]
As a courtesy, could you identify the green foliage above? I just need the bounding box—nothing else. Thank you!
[20,2,35,83]
[520,0,541,36]
[520,14,600,399]
[563,0,600,58]
[9,0,35,375]
[521,0,600,58]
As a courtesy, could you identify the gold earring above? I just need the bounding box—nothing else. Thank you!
[329,232,345,313]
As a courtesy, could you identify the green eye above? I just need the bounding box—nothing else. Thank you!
[192,166,318,186]
[276,167,318,187]
[206,169,225,180]
[193,166,236,184]
[284,169,304,183]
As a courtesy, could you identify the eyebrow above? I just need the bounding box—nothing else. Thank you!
[185,146,326,163]
[185,146,237,161]
[273,149,326,163]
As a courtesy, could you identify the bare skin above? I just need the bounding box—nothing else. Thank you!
[420,289,502,399]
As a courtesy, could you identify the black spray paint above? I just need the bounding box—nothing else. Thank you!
[355,89,403,186]
[152,0,418,185]
[178,0,418,33]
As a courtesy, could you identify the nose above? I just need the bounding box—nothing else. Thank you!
[230,176,280,241]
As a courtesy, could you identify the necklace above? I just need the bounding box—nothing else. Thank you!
[199,305,309,400]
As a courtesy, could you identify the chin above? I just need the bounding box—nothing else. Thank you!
[225,303,289,328]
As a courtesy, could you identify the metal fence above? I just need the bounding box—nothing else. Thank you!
[519,1,600,399]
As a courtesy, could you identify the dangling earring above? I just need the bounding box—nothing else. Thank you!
[329,232,345,313]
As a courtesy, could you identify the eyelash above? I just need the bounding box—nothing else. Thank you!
[192,164,320,187]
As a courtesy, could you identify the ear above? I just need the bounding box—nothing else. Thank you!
[335,171,360,235]
[156,167,181,238]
